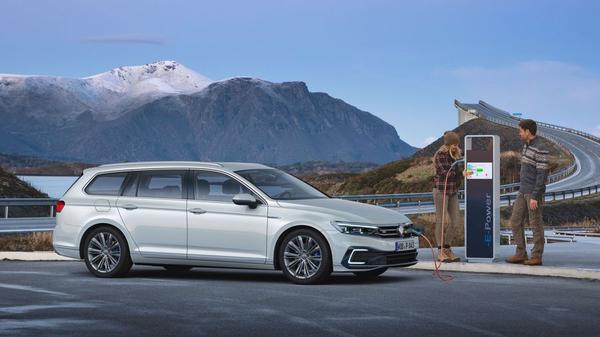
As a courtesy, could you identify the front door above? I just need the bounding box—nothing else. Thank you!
[186,170,268,264]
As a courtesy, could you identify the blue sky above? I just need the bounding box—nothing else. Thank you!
[2,0,600,147]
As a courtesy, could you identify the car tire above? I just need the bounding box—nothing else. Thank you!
[83,226,132,278]
[352,267,388,279]
[278,228,332,285]
[163,265,193,272]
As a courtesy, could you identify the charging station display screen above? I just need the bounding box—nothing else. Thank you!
[466,162,493,179]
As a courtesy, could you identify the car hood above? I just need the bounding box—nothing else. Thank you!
[276,198,410,225]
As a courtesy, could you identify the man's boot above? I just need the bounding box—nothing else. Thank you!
[523,256,542,266]
[505,253,528,264]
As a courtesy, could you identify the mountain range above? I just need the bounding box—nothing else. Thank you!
[0,61,415,164]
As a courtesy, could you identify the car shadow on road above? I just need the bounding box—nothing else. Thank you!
[74,266,420,285]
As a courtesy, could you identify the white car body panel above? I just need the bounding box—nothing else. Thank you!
[53,161,418,273]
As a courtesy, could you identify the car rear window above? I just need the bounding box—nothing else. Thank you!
[85,173,127,196]
[137,172,185,199]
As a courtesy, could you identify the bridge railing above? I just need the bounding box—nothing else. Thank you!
[478,101,600,144]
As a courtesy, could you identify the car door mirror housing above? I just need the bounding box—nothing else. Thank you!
[232,193,260,208]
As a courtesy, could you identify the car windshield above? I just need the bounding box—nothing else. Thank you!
[235,169,328,200]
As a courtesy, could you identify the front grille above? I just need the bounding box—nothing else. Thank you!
[386,250,418,264]
[346,249,418,268]
[376,225,402,238]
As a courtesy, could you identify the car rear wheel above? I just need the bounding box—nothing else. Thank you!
[278,228,332,285]
[352,267,388,279]
[83,226,132,278]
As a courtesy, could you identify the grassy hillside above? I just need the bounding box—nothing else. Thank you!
[0,166,48,198]
[0,166,49,218]
[276,161,378,176]
[0,153,95,175]
[304,118,573,195]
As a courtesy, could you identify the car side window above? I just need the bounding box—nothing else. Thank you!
[137,171,185,199]
[85,173,127,196]
[194,171,253,202]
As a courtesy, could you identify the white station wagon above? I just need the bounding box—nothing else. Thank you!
[53,162,418,284]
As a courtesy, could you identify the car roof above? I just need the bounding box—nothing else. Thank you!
[83,161,273,175]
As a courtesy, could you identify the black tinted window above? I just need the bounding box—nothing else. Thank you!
[137,171,185,199]
[85,173,127,196]
[194,171,252,202]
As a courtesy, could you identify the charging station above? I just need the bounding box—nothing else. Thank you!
[464,135,500,262]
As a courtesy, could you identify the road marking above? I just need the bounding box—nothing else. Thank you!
[0,283,69,296]
[0,319,99,332]
[0,302,96,314]
[0,271,63,276]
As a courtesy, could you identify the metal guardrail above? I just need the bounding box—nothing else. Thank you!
[501,230,576,244]
[337,161,578,203]
[0,198,57,219]
[337,183,600,207]
[0,184,598,225]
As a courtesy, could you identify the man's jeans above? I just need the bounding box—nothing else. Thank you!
[510,192,545,258]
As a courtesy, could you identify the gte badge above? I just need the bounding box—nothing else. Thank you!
[464,135,500,262]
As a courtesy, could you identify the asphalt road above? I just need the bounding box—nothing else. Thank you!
[1,261,599,337]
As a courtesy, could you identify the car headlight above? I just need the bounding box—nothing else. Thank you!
[330,221,378,236]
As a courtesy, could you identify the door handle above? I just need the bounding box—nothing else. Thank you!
[121,204,138,210]
[189,208,207,214]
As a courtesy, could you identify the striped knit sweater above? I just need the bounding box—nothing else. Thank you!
[519,136,549,198]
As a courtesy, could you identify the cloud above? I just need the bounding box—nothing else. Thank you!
[448,60,600,135]
[80,34,165,45]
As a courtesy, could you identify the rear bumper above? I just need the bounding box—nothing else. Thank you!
[341,247,418,270]
[53,244,80,259]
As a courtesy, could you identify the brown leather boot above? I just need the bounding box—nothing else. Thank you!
[437,249,452,263]
[505,254,528,264]
[523,257,543,266]
[444,247,461,263]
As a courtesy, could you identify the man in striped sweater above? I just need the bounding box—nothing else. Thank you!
[506,119,549,266]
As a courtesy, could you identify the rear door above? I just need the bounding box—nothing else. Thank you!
[116,170,188,259]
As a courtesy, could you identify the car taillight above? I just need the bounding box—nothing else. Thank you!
[56,200,65,213]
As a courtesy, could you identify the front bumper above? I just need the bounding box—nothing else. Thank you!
[341,247,418,270]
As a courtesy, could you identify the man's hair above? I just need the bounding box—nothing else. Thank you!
[518,119,537,136]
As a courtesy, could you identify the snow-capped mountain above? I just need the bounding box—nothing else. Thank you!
[0,62,416,164]
[84,60,211,97]
[0,61,212,121]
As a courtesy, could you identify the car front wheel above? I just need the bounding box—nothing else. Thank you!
[278,228,332,285]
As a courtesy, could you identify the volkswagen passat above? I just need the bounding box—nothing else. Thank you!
[53,162,418,284]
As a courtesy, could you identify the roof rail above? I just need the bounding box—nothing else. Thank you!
[97,161,224,168]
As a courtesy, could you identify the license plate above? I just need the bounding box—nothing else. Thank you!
[395,239,416,252]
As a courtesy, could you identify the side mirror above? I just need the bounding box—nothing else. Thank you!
[232,193,260,209]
